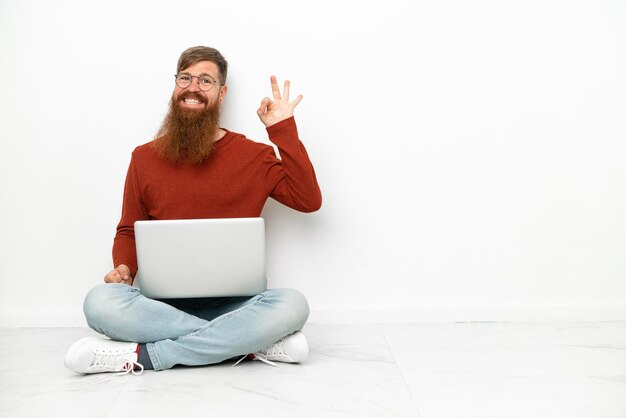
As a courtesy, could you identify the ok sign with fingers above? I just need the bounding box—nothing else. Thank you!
[257,75,303,127]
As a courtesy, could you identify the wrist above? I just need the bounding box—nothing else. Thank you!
[267,117,298,143]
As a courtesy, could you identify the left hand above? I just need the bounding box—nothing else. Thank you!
[257,75,303,127]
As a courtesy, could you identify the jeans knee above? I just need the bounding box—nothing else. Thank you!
[83,283,133,330]
[267,288,310,330]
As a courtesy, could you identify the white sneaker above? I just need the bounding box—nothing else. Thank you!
[64,337,144,376]
[233,331,309,367]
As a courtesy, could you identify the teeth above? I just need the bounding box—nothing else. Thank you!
[184,99,201,104]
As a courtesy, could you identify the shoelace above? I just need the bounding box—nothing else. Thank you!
[117,361,144,376]
[92,352,144,376]
[232,338,287,368]
[232,353,279,367]
[260,338,287,359]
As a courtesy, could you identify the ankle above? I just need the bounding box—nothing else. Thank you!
[137,343,154,370]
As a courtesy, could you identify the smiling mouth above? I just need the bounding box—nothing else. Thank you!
[178,91,207,107]
[182,98,203,105]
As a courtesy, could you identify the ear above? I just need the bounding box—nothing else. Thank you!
[218,85,228,104]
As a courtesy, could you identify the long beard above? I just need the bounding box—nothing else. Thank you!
[152,92,221,165]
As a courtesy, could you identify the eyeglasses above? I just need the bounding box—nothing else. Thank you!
[174,73,223,91]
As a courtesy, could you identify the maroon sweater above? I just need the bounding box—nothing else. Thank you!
[112,117,322,277]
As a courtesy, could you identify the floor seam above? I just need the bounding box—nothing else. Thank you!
[380,324,423,418]
[103,378,131,418]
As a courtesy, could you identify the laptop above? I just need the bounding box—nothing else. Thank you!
[132,217,267,299]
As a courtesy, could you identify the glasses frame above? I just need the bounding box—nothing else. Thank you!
[174,73,224,92]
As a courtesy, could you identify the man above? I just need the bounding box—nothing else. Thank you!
[64,46,322,375]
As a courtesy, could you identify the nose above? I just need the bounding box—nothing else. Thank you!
[186,76,201,92]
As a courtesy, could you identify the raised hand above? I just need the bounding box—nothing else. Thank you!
[257,75,303,127]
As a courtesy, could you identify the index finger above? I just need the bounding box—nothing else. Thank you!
[270,75,281,100]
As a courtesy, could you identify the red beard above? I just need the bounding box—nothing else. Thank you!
[152,91,221,165]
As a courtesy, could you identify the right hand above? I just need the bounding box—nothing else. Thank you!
[256,76,303,128]
[104,264,133,285]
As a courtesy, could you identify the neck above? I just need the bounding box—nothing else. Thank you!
[214,128,226,143]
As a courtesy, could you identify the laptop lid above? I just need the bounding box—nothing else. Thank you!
[133,217,266,299]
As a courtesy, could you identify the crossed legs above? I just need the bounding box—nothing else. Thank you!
[82,283,310,371]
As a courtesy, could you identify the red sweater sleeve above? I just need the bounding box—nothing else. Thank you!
[265,117,322,212]
[112,154,148,277]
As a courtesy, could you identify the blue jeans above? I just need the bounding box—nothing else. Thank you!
[82,284,310,371]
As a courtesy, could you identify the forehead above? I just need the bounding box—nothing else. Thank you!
[179,60,220,77]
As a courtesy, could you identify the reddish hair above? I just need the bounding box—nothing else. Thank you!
[177,46,228,84]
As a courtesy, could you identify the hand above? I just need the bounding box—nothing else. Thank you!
[104,264,133,286]
[257,75,303,127]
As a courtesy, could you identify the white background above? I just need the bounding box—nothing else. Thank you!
[1,0,625,325]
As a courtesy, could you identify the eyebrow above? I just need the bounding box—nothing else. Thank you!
[180,72,216,79]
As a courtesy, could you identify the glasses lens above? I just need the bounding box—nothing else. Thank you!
[176,74,191,88]
[198,76,215,91]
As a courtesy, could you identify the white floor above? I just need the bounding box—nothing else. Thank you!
[1,322,625,418]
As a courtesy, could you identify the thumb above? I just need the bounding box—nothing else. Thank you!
[116,265,131,280]
[257,97,270,116]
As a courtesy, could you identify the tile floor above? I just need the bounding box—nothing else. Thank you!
[1,322,625,418]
